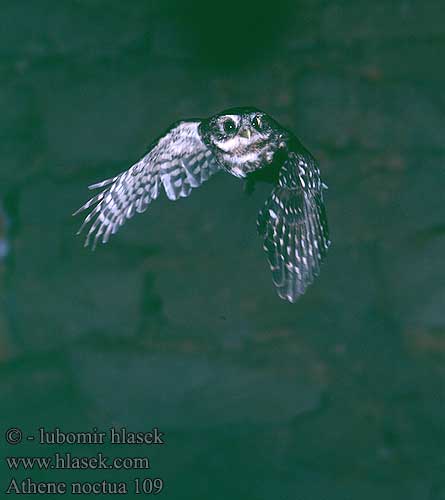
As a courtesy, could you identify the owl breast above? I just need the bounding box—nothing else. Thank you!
[215,137,277,178]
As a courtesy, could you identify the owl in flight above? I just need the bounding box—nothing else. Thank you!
[74,107,330,303]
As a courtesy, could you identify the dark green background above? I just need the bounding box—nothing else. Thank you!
[1,0,444,498]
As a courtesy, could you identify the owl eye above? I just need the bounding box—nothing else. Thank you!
[252,115,263,131]
[223,118,236,134]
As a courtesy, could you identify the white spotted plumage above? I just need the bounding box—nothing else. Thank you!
[74,107,330,302]
[257,151,330,302]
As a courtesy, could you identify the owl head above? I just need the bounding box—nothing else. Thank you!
[199,107,287,178]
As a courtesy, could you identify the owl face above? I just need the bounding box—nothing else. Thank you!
[200,107,286,178]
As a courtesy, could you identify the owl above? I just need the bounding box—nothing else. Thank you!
[74,107,330,303]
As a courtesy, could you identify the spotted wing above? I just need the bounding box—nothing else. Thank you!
[74,121,221,249]
[257,150,330,302]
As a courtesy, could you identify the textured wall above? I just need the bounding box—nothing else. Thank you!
[1,1,444,499]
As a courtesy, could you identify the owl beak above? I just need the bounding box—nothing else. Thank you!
[239,128,252,139]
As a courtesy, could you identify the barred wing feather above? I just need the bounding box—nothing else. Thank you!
[74,121,220,249]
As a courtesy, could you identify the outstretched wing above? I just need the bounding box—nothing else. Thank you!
[257,150,330,303]
[74,121,221,248]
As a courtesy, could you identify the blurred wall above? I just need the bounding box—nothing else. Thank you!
[1,1,444,499]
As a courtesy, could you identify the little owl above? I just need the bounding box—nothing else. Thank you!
[74,107,330,303]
